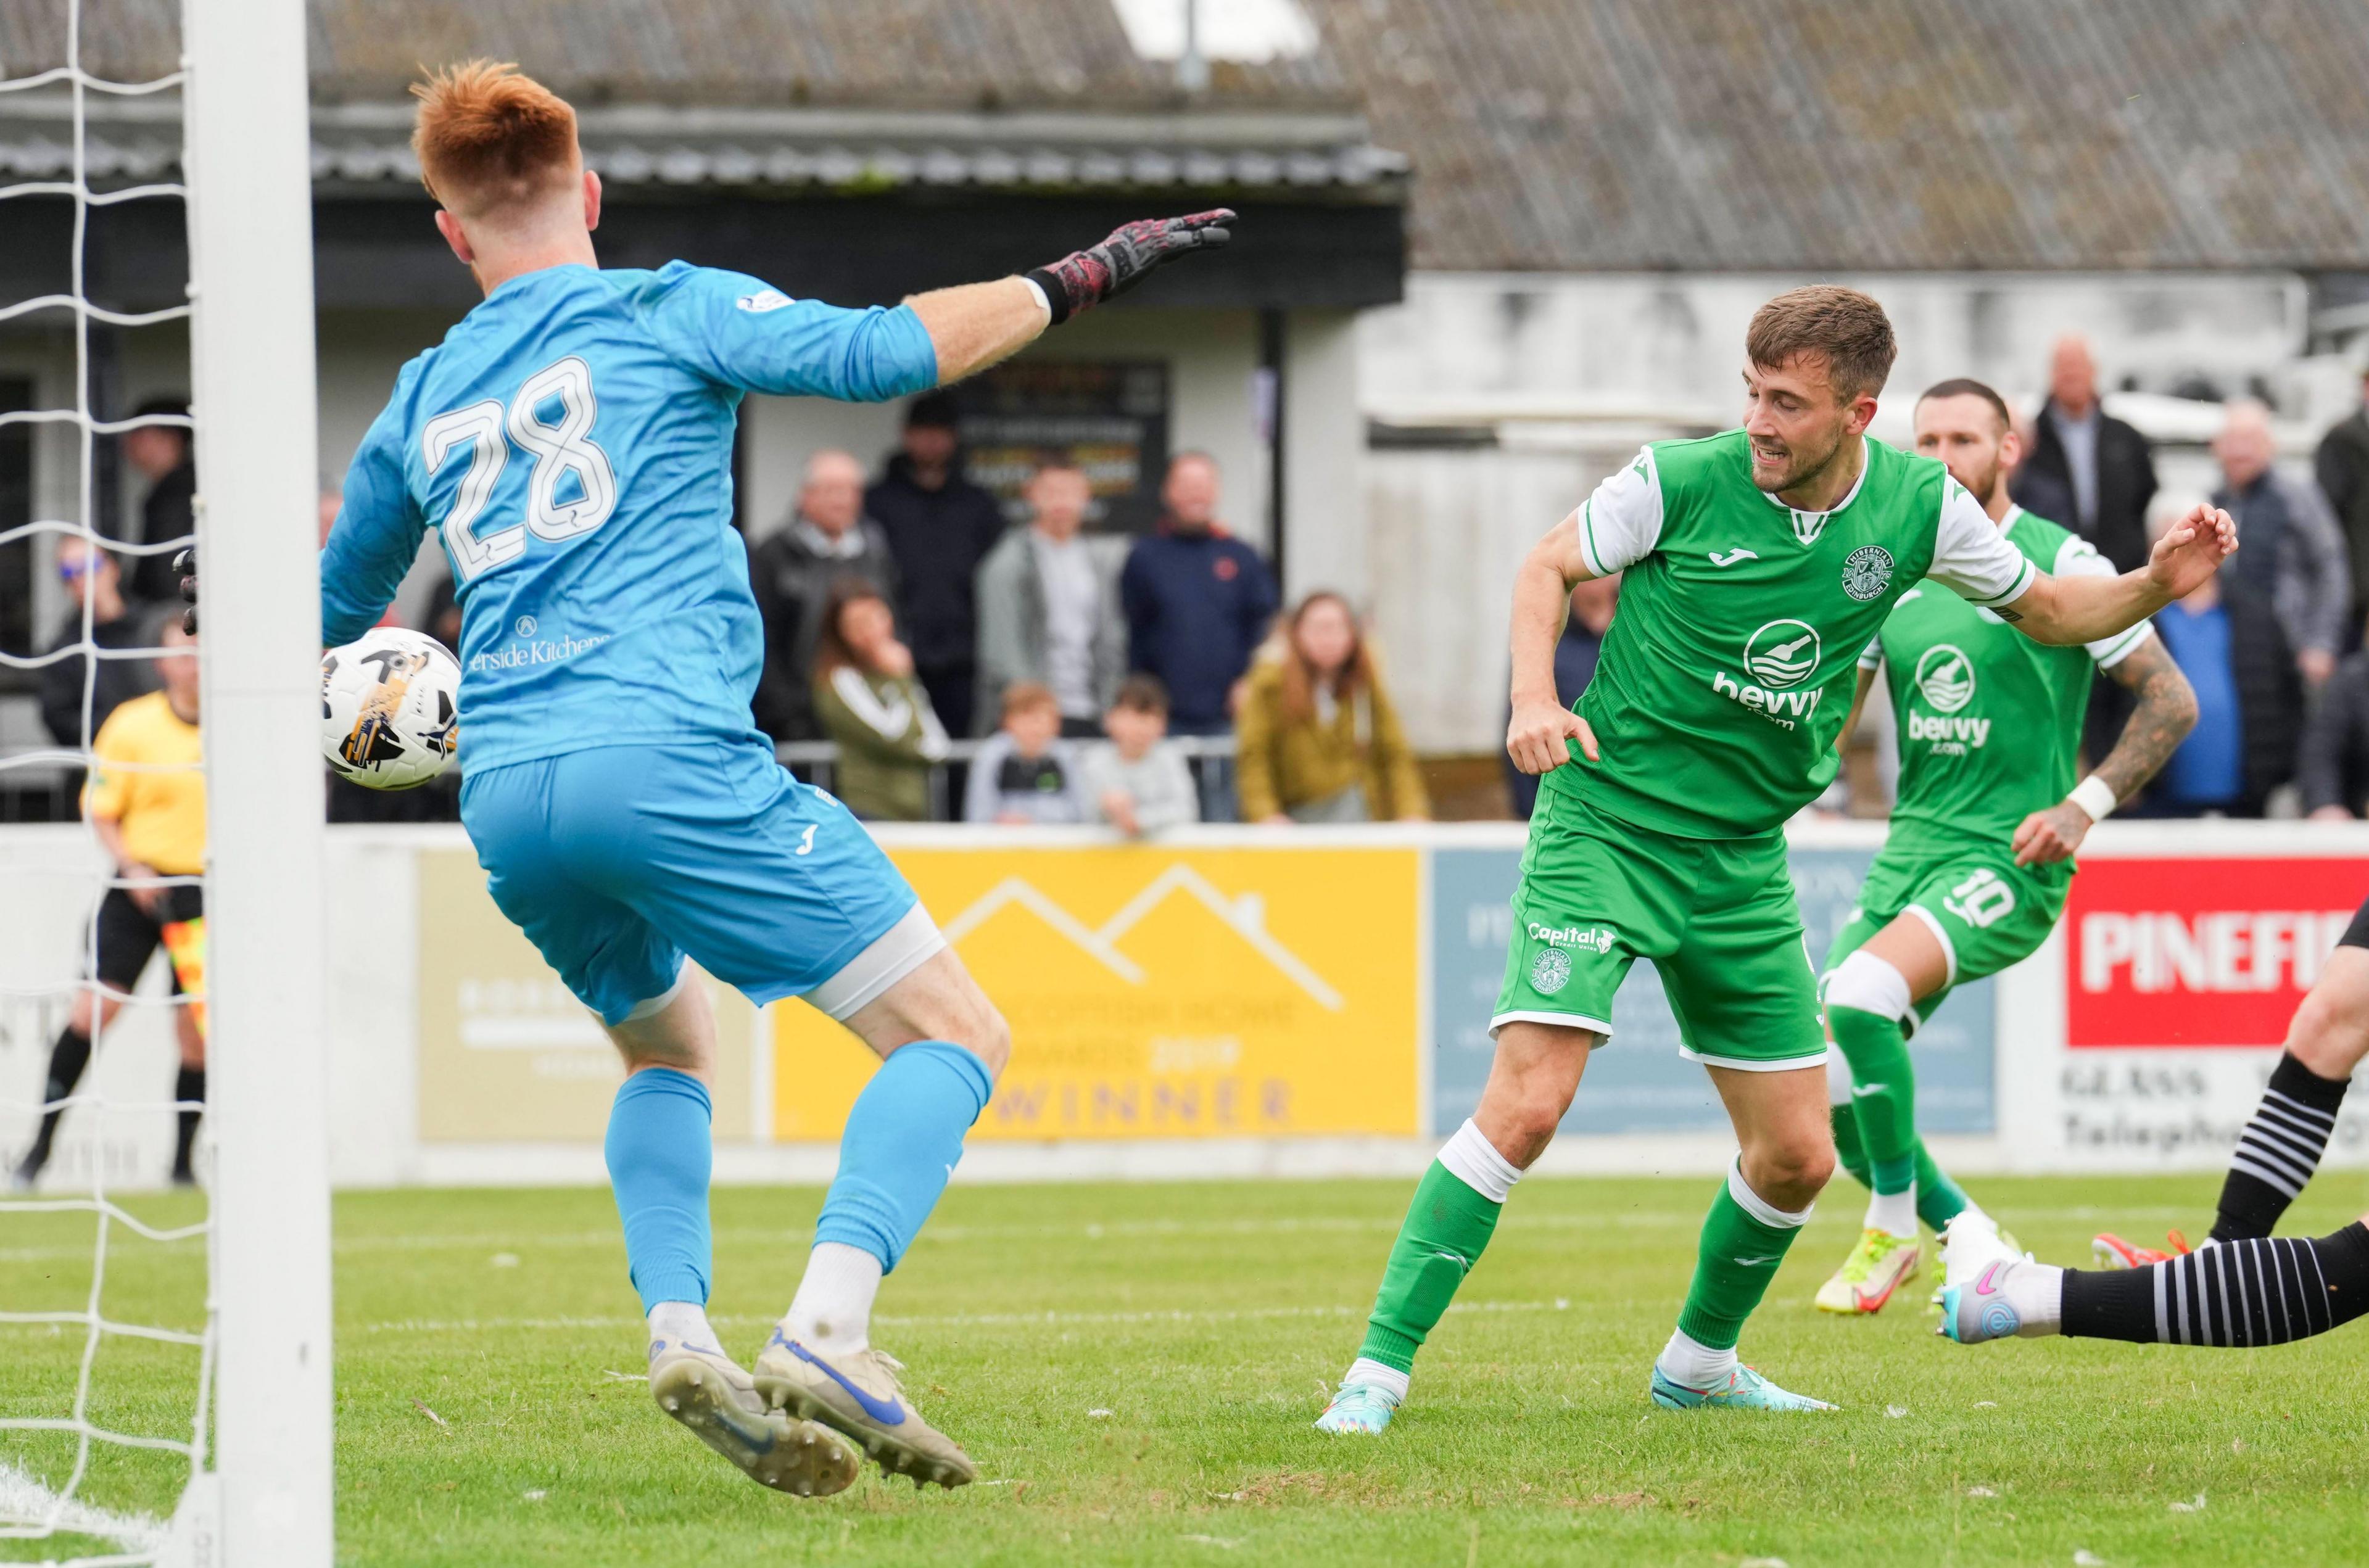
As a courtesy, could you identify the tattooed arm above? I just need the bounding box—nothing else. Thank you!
[2012,636,2197,865]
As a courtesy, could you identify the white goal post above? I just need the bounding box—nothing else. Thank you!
[183,0,334,1559]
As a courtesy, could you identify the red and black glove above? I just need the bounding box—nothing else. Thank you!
[173,547,197,634]
[1027,209,1235,325]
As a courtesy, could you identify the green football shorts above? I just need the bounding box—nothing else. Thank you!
[1822,843,2065,1028]
[1491,786,1827,1072]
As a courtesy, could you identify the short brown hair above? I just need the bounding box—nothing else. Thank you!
[999,681,1059,721]
[1917,377,2013,434]
[1745,286,1897,402]
[410,61,580,221]
[1110,674,1169,716]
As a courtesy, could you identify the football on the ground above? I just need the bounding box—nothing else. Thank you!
[321,627,461,790]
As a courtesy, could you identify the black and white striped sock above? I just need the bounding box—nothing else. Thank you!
[2212,1054,2350,1243]
[2062,1224,2369,1347]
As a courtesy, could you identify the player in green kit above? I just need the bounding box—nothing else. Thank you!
[1810,379,2199,1316]
[1314,288,2238,1430]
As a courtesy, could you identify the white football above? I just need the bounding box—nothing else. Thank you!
[321,627,461,790]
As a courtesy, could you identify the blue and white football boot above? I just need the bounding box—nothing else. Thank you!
[754,1330,978,1488]
[1648,1364,1837,1411]
[647,1336,861,1497]
[1313,1381,1400,1434]
[1937,1211,2053,1345]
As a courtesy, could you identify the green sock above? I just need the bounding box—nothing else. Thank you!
[1675,1168,1807,1351]
[1827,1004,1917,1195]
[1355,1159,1503,1372]
[1914,1142,1973,1232]
[1830,1102,1873,1190]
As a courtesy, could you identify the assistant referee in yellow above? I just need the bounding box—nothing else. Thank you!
[13,614,208,1190]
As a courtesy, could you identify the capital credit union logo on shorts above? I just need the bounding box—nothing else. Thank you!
[1711,618,1823,730]
[1908,643,1990,750]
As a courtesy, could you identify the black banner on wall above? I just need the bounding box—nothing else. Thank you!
[954,361,1170,534]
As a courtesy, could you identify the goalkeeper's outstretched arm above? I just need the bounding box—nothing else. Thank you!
[911,210,1235,384]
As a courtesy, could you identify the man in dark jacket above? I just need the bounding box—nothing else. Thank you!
[39,536,160,747]
[2136,498,2301,819]
[2011,336,2159,572]
[1118,452,1279,735]
[2313,366,2369,639]
[119,397,196,607]
[867,392,1007,737]
[746,449,899,742]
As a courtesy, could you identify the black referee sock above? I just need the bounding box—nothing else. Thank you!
[2212,1052,2350,1243]
[18,1026,93,1175]
[2063,1224,2369,1346]
[172,1066,205,1183]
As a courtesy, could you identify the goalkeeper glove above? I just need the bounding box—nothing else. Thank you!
[173,548,196,634]
[1026,209,1234,325]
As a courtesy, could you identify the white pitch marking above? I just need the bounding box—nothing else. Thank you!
[0,1459,165,1553]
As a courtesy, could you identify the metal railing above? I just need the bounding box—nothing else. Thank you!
[774,732,1238,822]
[0,732,1243,825]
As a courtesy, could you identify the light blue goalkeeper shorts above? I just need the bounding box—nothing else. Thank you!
[461,738,941,1026]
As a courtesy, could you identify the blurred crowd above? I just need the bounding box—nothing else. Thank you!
[44,334,2369,828]
[738,393,1428,828]
[27,390,1433,832]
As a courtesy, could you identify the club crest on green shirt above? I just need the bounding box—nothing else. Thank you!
[1841,544,1895,601]
[1529,947,1573,995]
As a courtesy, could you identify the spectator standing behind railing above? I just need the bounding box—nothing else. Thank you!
[975,461,1129,737]
[867,393,1007,739]
[2315,364,2369,640]
[748,449,901,741]
[964,681,1085,824]
[1502,572,1619,819]
[1120,453,1278,732]
[1236,592,1427,825]
[810,581,947,822]
[1078,675,1199,836]
[2300,640,2369,820]
[38,536,159,748]
[2129,492,2301,819]
[2212,399,2349,688]
[119,396,196,608]
[2012,335,2159,572]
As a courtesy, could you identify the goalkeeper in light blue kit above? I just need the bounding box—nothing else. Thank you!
[310,62,1230,1497]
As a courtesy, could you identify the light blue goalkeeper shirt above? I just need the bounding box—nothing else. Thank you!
[320,262,938,772]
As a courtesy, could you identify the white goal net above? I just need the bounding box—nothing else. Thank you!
[0,1,330,1562]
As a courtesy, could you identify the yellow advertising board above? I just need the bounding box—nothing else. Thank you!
[415,848,752,1141]
[771,845,1421,1142]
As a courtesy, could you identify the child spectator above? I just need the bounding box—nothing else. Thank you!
[1078,675,1199,836]
[964,681,1085,825]
[811,580,948,822]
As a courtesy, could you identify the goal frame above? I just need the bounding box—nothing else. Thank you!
[183,0,335,1560]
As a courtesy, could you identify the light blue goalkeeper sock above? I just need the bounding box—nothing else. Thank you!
[605,1067,713,1313]
[815,1041,994,1273]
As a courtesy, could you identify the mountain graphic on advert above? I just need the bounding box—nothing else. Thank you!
[938,864,1344,1011]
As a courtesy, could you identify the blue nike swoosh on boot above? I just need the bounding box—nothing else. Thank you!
[774,1333,908,1427]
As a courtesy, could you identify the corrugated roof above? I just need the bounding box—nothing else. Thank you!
[0,97,1405,197]
[2,0,1354,110]
[1305,0,2369,271]
[9,0,2368,270]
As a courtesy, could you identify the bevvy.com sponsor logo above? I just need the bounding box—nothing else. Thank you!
[1713,619,1823,729]
[2067,857,2365,1047]
[1908,644,1988,752]
[469,622,610,674]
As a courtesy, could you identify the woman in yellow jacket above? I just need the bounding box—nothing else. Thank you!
[1236,592,1429,824]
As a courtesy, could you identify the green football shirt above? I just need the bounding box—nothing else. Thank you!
[1864,505,2150,862]
[1545,430,2038,838]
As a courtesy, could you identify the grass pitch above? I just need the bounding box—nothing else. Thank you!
[4,1173,2367,1565]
